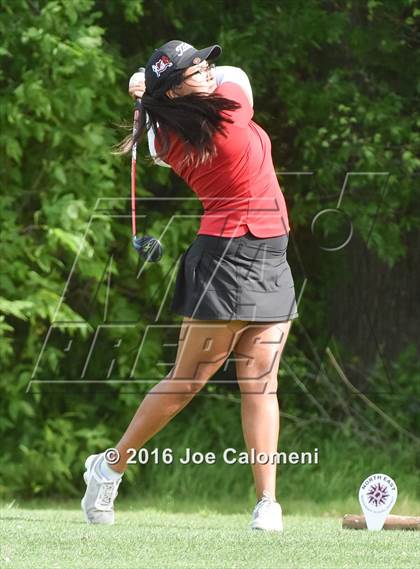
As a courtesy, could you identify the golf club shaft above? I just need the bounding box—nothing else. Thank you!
[131,100,141,237]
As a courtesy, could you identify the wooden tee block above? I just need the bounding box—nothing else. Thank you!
[342,514,420,530]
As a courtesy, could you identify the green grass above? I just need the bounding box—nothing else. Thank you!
[1,500,419,569]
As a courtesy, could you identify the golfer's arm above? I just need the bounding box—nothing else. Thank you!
[215,66,254,108]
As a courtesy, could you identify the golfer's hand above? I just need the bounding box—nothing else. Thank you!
[128,70,145,100]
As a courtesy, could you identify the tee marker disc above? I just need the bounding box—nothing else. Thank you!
[358,473,397,530]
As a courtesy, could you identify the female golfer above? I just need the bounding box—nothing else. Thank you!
[82,40,299,531]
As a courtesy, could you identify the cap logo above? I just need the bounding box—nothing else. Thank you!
[175,42,193,57]
[192,57,201,65]
[152,55,173,78]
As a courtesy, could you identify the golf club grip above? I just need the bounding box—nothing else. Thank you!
[131,100,141,237]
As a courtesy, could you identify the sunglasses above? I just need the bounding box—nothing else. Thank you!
[183,63,216,82]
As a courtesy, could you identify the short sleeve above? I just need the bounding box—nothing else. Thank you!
[216,82,254,128]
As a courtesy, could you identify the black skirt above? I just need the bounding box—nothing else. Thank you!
[171,231,299,322]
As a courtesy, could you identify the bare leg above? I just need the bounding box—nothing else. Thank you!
[111,318,249,473]
[234,320,292,501]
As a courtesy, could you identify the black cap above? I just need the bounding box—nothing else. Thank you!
[145,40,222,94]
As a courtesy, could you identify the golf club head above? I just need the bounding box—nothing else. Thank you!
[132,235,163,262]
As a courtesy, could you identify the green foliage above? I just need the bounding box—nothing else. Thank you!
[0,0,419,499]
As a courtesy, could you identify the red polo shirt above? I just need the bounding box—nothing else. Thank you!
[156,82,290,237]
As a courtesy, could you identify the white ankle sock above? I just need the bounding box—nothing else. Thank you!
[99,457,123,481]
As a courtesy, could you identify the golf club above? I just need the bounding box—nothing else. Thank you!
[130,67,163,262]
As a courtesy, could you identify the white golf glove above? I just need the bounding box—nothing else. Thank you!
[128,68,145,100]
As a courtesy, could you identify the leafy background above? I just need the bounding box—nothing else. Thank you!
[0,0,419,502]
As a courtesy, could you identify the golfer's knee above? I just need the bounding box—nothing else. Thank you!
[166,367,210,397]
[237,375,278,395]
[185,378,208,396]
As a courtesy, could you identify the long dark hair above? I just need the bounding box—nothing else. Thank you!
[115,67,241,168]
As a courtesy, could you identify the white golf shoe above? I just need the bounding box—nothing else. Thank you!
[251,490,283,531]
[81,453,122,524]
